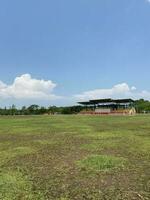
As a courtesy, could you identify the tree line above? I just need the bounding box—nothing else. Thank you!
[0,104,84,115]
[0,99,150,115]
[135,99,150,113]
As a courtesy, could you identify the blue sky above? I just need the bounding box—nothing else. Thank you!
[0,0,150,107]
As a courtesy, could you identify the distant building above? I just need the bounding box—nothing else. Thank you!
[78,98,136,115]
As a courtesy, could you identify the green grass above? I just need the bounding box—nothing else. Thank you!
[77,155,126,171]
[0,115,150,199]
[0,170,44,200]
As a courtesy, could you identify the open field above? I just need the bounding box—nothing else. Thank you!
[0,115,150,200]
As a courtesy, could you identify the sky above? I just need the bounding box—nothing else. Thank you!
[0,0,150,107]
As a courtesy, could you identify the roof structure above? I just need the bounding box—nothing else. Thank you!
[77,101,93,106]
[78,98,135,106]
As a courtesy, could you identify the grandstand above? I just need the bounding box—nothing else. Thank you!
[78,98,136,115]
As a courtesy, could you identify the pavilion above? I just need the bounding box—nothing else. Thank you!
[78,98,136,115]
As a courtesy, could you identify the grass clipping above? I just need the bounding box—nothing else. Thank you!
[77,155,126,172]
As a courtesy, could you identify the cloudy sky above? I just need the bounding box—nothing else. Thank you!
[0,0,150,107]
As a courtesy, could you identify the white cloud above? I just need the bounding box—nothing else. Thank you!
[131,86,136,91]
[0,74,61,100]
[74,83,150,101]
[0,75,150,106]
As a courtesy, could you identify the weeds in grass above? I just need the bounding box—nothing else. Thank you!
[77,155,126,171]
[0,170,44,200]
[0,146,35,167]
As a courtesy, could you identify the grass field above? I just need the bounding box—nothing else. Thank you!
[0,115,150,200]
